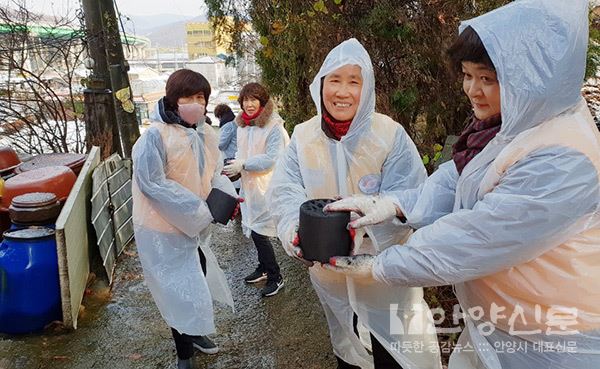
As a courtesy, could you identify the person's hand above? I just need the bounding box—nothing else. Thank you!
[348,226,366,255]
[223,159,245,177]
[324,195,401,229]
[231,197,244,220]
[322,254,375,278]
[283,225,314,267]
[291,233,315,267]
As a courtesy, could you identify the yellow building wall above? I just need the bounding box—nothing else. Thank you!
[186,21,230,59]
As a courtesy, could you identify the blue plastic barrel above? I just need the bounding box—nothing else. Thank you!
[9,222,55,231]
[0,227,61,334]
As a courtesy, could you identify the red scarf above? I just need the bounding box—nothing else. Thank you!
[241,107,264,126]
[322,111,352,140]
[452,114,502,175]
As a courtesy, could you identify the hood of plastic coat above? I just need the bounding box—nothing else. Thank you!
[309,38,375,140]
[150,100,165,123]
[460,0,588,139]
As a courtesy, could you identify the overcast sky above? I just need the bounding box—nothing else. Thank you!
[9,0,207,17]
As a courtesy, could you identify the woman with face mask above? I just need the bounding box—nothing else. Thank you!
[325,1,600,369]
[132,69,239,369]
[267,39,442,369]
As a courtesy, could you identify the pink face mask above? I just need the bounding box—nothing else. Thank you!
[178,103,206,126]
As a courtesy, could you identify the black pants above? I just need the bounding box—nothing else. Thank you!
[251,231,281,282]
[171,248,208,360]
[335,314,403,369]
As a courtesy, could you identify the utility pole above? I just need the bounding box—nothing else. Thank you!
[99,0,140,158]
[81,0,121,158]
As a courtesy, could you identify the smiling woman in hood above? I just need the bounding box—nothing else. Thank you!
[267,38,441,369]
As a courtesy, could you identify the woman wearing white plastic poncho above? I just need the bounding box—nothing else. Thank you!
[325,1,600,369]
[223,82,290,297]
[132,69,238,369]
[267,39,442,369]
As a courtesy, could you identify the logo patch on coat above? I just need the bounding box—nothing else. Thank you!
[358,174,381,195]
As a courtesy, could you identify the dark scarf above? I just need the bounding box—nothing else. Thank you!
[218,110,236,127]
[321,110,352,141]
[241,106,264,127]
[452,114,502,175]
[157,97,197,129]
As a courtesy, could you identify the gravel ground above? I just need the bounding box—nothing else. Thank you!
[0,219,336,369]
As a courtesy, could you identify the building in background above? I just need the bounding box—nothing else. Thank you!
[128,67,167,124]
[186,21,229,59]
[185,56,236,90]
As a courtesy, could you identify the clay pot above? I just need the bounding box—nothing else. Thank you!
[298,198,351,263]
[2,166,77,209]
[9,192,62,225]
[0,147,21,174]
[206,188,238,225]
[15,153,87,175]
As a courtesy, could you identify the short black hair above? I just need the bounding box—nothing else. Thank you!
[214,103,233,119]
[164,69,211,109]
[447,26,495,76]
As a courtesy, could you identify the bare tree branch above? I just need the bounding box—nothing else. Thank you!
[0,0,87,154]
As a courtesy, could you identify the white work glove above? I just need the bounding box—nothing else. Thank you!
[283,225,314,267]
[223,159,245,177]
[324,195,401,229]
[322,254,375,279]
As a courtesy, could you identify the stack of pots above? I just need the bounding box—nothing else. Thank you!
[0,152,84,334]
[0,166,77,235]
[14,153,87,175]
[9,192,62,229]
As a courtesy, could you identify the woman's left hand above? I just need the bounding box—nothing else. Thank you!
[323,254,375,278]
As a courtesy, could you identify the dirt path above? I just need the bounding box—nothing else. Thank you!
[0,220,336,369]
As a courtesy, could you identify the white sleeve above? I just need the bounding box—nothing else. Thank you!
[374,147,600,287]
[266,134,307,251]
[243,127,286,172]
[388,161,458,229]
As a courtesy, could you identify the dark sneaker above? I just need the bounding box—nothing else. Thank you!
[191,335,219,355]
[244,269,267,284]
[176,357,199,369]
[261,276,284,297]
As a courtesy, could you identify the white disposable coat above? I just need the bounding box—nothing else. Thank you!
[132,109,235,336]
[373,1,600,369]
[268,38,441,369]
[235,100,289,237]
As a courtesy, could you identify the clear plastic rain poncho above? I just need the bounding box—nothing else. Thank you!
[268,39,442,369]
[132,106,235,336]
[235,100,290,238]
[373,1,600,368]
